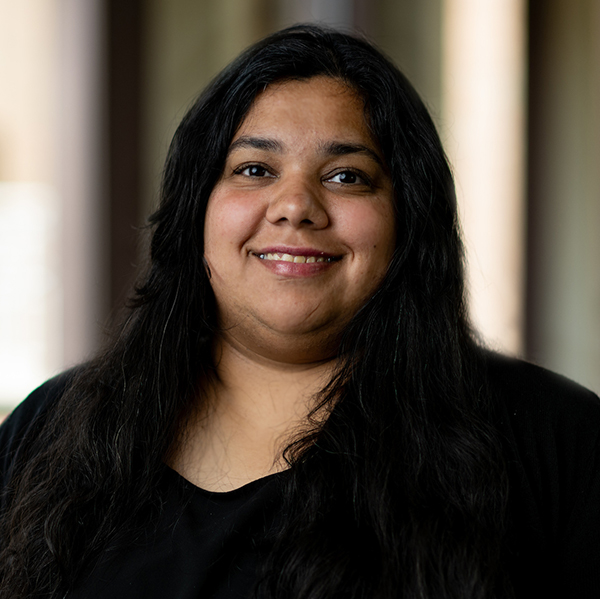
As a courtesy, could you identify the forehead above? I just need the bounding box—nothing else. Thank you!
[232,77,373,145]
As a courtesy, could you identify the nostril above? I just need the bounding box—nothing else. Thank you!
[265,189,329,228]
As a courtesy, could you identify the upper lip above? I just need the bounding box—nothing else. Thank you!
[251,246,340,259]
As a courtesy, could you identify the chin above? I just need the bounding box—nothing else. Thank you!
[262,311,343,337]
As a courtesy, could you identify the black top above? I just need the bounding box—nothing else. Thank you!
[1,353,600,598]
[71,469,282,598]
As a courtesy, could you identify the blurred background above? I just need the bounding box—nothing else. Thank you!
[1,0,599,411]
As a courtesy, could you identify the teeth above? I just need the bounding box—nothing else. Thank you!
[256,252,334,263]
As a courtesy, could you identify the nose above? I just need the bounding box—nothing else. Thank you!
[265,176,329,229]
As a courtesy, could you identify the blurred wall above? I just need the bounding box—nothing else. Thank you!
[0,0,63,406]
[0,0,107,408]
[527,0,600,391]
[142,0,279,219]
[140,0,528,353]
[373,0,443,119]
[1,0,599,409]
[138,0,600,392]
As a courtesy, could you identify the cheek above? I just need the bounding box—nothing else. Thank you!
[204,190,264,262]
[338,201,396,268]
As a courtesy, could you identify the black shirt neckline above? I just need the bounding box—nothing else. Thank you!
[163,464,287,500]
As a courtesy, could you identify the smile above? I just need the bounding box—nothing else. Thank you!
[255,252,337,263]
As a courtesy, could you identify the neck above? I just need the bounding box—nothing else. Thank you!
[171,334,337,492]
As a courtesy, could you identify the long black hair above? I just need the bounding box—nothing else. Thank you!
[0,24,511,598]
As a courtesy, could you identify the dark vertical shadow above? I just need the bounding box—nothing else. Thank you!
[106,0,144,317]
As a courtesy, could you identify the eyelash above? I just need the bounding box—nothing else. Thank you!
[232,163,275,178]
[232,163,372,187]
[325,169,371,186]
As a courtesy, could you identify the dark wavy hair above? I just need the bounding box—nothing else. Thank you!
[0,24,511,598]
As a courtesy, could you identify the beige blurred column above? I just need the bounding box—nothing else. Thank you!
[442,0,526,354]
[0,0,107,409]
[0,0,62,406]
[58,0,108,366]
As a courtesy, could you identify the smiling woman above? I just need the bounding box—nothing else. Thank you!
[1,24,600,599]
[204,77,395,365]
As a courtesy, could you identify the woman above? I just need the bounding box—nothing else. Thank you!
[1,24,599,599]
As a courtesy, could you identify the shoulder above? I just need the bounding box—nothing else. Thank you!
[482,350,600,479]
[483,353,600,594]
[1,369,77,439]
[0,369,77,481]
[483,352,600,593]
[483,350,600,436]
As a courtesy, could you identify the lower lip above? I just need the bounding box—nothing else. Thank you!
[254,255,339,277]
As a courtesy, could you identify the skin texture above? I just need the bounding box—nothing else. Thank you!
[174,77,396,491]
[204,77,396,365]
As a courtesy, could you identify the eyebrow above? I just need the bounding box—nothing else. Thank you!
[227,136,384,167]
[320,141,384,167]
[227,136,282,154]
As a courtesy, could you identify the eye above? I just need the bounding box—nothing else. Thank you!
[326,169,370,186]
[234,164,275,178]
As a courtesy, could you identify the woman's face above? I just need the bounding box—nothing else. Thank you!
[204,76,395,363]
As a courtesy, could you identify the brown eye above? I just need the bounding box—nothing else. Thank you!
[327,170,370,186]
[235,164,274,178]
[337,171,357,183]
